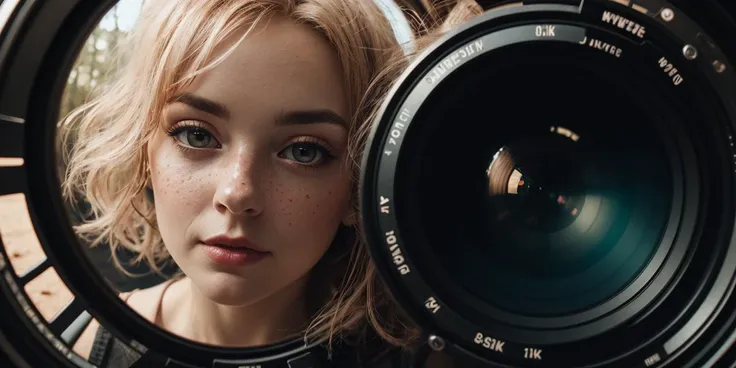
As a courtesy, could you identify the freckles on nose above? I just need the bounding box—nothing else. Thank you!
[230,162,243,180]
[225,146,247,177]
[223,148,252,187]
[221,179,252,197]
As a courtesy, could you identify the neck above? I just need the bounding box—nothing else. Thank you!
[172,277,309,347]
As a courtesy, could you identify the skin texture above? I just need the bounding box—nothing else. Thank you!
[141,15,354,347]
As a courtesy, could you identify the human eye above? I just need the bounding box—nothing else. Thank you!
[278,137,337,168]
[165,120,221,150]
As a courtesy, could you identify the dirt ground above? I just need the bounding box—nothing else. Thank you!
[0,193,74,322]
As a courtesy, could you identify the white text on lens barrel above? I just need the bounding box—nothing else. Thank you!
[384,108,411,156]
[380,196,390,214]
[524,348,543,360]
[601,11,646,38]
[425,40,484,84]
[474,332,505,353]
[586,38,623,58]
[425,296,441,314]
[535,25,556,37]
[644,353,662,367]
[387,108,411,146]
[658,57,684,85]
[385,231,410,274]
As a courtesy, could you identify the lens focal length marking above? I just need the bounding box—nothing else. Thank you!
[425,41,485,85]
[600,9,647,38]
[383,108,411,157]
[534,25,558,38]
[582,36,624,58]
[379,196,390,214]
[473,332,506,353]
[655,53,685,86]
[385,230,410,275]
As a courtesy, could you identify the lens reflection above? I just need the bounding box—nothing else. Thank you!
[410,54,674,316]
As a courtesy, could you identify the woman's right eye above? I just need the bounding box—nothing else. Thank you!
[169,127,221,149]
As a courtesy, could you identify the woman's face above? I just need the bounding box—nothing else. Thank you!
[147,15,353,306]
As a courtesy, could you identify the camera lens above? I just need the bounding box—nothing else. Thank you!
[362,1,736,366]
[413,50,674,317]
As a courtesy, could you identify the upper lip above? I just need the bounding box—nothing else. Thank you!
[202,235,269,253]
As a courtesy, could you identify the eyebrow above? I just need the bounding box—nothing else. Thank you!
[169,93,347,128]
[275,109,347,128]
[170,93,230,119]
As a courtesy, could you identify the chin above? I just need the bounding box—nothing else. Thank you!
[195,271,274,306]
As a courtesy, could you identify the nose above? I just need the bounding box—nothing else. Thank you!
[212,148,264,216]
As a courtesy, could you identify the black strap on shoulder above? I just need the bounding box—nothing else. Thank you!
[88,324,114,367]
[88,324,145,368]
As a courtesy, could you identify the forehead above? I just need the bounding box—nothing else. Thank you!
[177,15,349,122]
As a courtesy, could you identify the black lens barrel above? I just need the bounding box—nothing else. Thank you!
[361,1,736,367]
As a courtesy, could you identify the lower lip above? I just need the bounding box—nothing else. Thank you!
[203,244,269,265]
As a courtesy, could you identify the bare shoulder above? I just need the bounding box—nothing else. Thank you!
[125,281,170,321]
[72,317,100,360]
[71,281,170,360]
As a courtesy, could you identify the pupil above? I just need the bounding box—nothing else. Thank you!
[189,131,209,147]
[294,144,315,162]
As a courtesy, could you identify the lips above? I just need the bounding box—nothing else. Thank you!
[201,234,270,266]
[214,243,255,251]
[203,244,269,266]
[202,234,269,253]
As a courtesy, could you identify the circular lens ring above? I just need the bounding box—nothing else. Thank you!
[398,41,692,324]
[361,1,736,366]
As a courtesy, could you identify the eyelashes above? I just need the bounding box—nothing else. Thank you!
[277,136,338,168]
[164,120,338,168]
[166,121,221,150]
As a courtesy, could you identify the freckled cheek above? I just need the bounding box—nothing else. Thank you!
[272,183,350,231]
[150,153,212,213]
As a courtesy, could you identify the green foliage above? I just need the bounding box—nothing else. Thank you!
[59,4,129,119]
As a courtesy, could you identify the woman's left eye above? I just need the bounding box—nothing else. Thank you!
[176,128,218,149]
[166,123,221,150]
[279,142,326,165]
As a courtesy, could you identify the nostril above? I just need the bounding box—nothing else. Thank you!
[215,202,228,213]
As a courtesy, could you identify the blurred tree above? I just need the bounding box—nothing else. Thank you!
[59,1,177,292]
[60,4,125,119]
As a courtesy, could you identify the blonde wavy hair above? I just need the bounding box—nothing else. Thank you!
[58,0,425,358]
